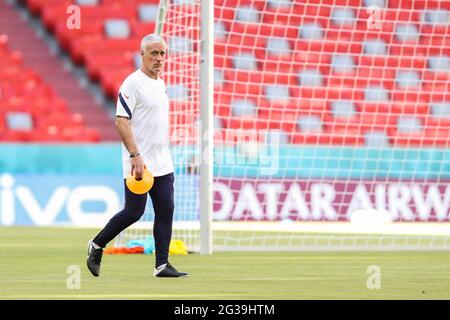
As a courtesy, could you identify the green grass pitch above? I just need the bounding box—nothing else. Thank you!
[1,226,450,299]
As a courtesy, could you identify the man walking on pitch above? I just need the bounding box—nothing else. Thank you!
[86,34,188,278]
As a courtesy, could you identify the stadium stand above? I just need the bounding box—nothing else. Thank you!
[0,0,119,142]
[0,34,100,142]
[16,0,450,147]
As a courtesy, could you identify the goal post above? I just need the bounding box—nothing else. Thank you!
[155,0,168,35]
[116,0,450,253]
[199,0,214,255]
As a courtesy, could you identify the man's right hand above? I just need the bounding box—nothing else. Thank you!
[131,155,146,179]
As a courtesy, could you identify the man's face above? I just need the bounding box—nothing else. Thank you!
[142,42,167,78]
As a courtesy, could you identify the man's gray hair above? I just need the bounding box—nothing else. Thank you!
[140,34,167,53]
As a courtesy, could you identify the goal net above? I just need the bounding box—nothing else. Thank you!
[116,0,450,252]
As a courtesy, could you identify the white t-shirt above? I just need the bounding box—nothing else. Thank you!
[116,69,174,178]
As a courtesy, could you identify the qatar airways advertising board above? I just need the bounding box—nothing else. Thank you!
[213,178,450,222]
[0,173,449,226]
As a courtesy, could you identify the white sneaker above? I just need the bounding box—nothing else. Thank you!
[86,239,103,277]
[153,263,188,278]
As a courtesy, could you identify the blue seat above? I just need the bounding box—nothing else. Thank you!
[75,0,99,5]
[430,102,450,117]
[363,0,386,7]
[138,4,158,22]
[298,69,324,87]
[364,85,390,102]
[331,100,356,119]
[104,19,131,39]
[6,112,33,131]
[331,54,356,73]
[231,99,257,117]
[365,130,390,148]
[166,84,190,101]
[235,5,260,23]
[331,7,356,27]
[232,52,258,70]
[133,52,142,69]
[396,70,421,89]
[265,85,290,101]
[422,10,449,26]
[395,24,420,42]
[428,55,450,72]
[263,129,289,145]
[397,116,422,134]
[363,39,387,55]
[214,21,228,42]
[267,0,293,10]
[299,23,323,40]
[214,69,225,87]
[266,37,291,56]
[168,36,193,54]
[297,115,322,132]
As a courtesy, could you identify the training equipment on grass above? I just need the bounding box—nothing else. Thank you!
[115,0,450,253]
[126,169,154,194]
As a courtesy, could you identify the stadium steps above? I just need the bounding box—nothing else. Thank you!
[0,0,119,141]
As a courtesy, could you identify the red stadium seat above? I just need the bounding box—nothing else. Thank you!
[420,37,450,56]
[71,37,138,65]
[360,8,421,24]
[359,55,427,70]
[411,0,450,10]
[305,0,360,5]
[62,126,101,143]
[223,70,297,86]
[262,98,328,117]
[331,66,396,89]
[100,66,135,99]
[21,0,450,146]
[54,20,104,52]
[0,113,6,135]
[215,5,235,22]
[214,92,232,117]
[216,127,266,145]
[225,116,267,131]
[294,39,362,55]
[42,3,84,32]
[327,22,395,44]
[389,43,428,57]
[131,22,156,39]
[2,129,34,142]
[388,0,413,9]
[223,111,296,133]
[388,124,450,147]
[103,0,160,4]
[0,38,98,142]
[263,2,331,25]
[221,83,264,98]
[389,102,429,115]
[291,130,365,146]
[216,0,266,10]
[27,0,70,16]
[215,89,265,115]
[423,71,450,88]
[85,51,135,81]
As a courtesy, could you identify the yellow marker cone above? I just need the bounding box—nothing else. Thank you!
[126,169,154,194]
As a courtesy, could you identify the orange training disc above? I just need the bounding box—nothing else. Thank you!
[126,169,154,194]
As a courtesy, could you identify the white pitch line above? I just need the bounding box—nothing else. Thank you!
[233,277,326,281]
[1,293,256,299]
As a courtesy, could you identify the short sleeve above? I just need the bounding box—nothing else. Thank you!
[116,79,137,119]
